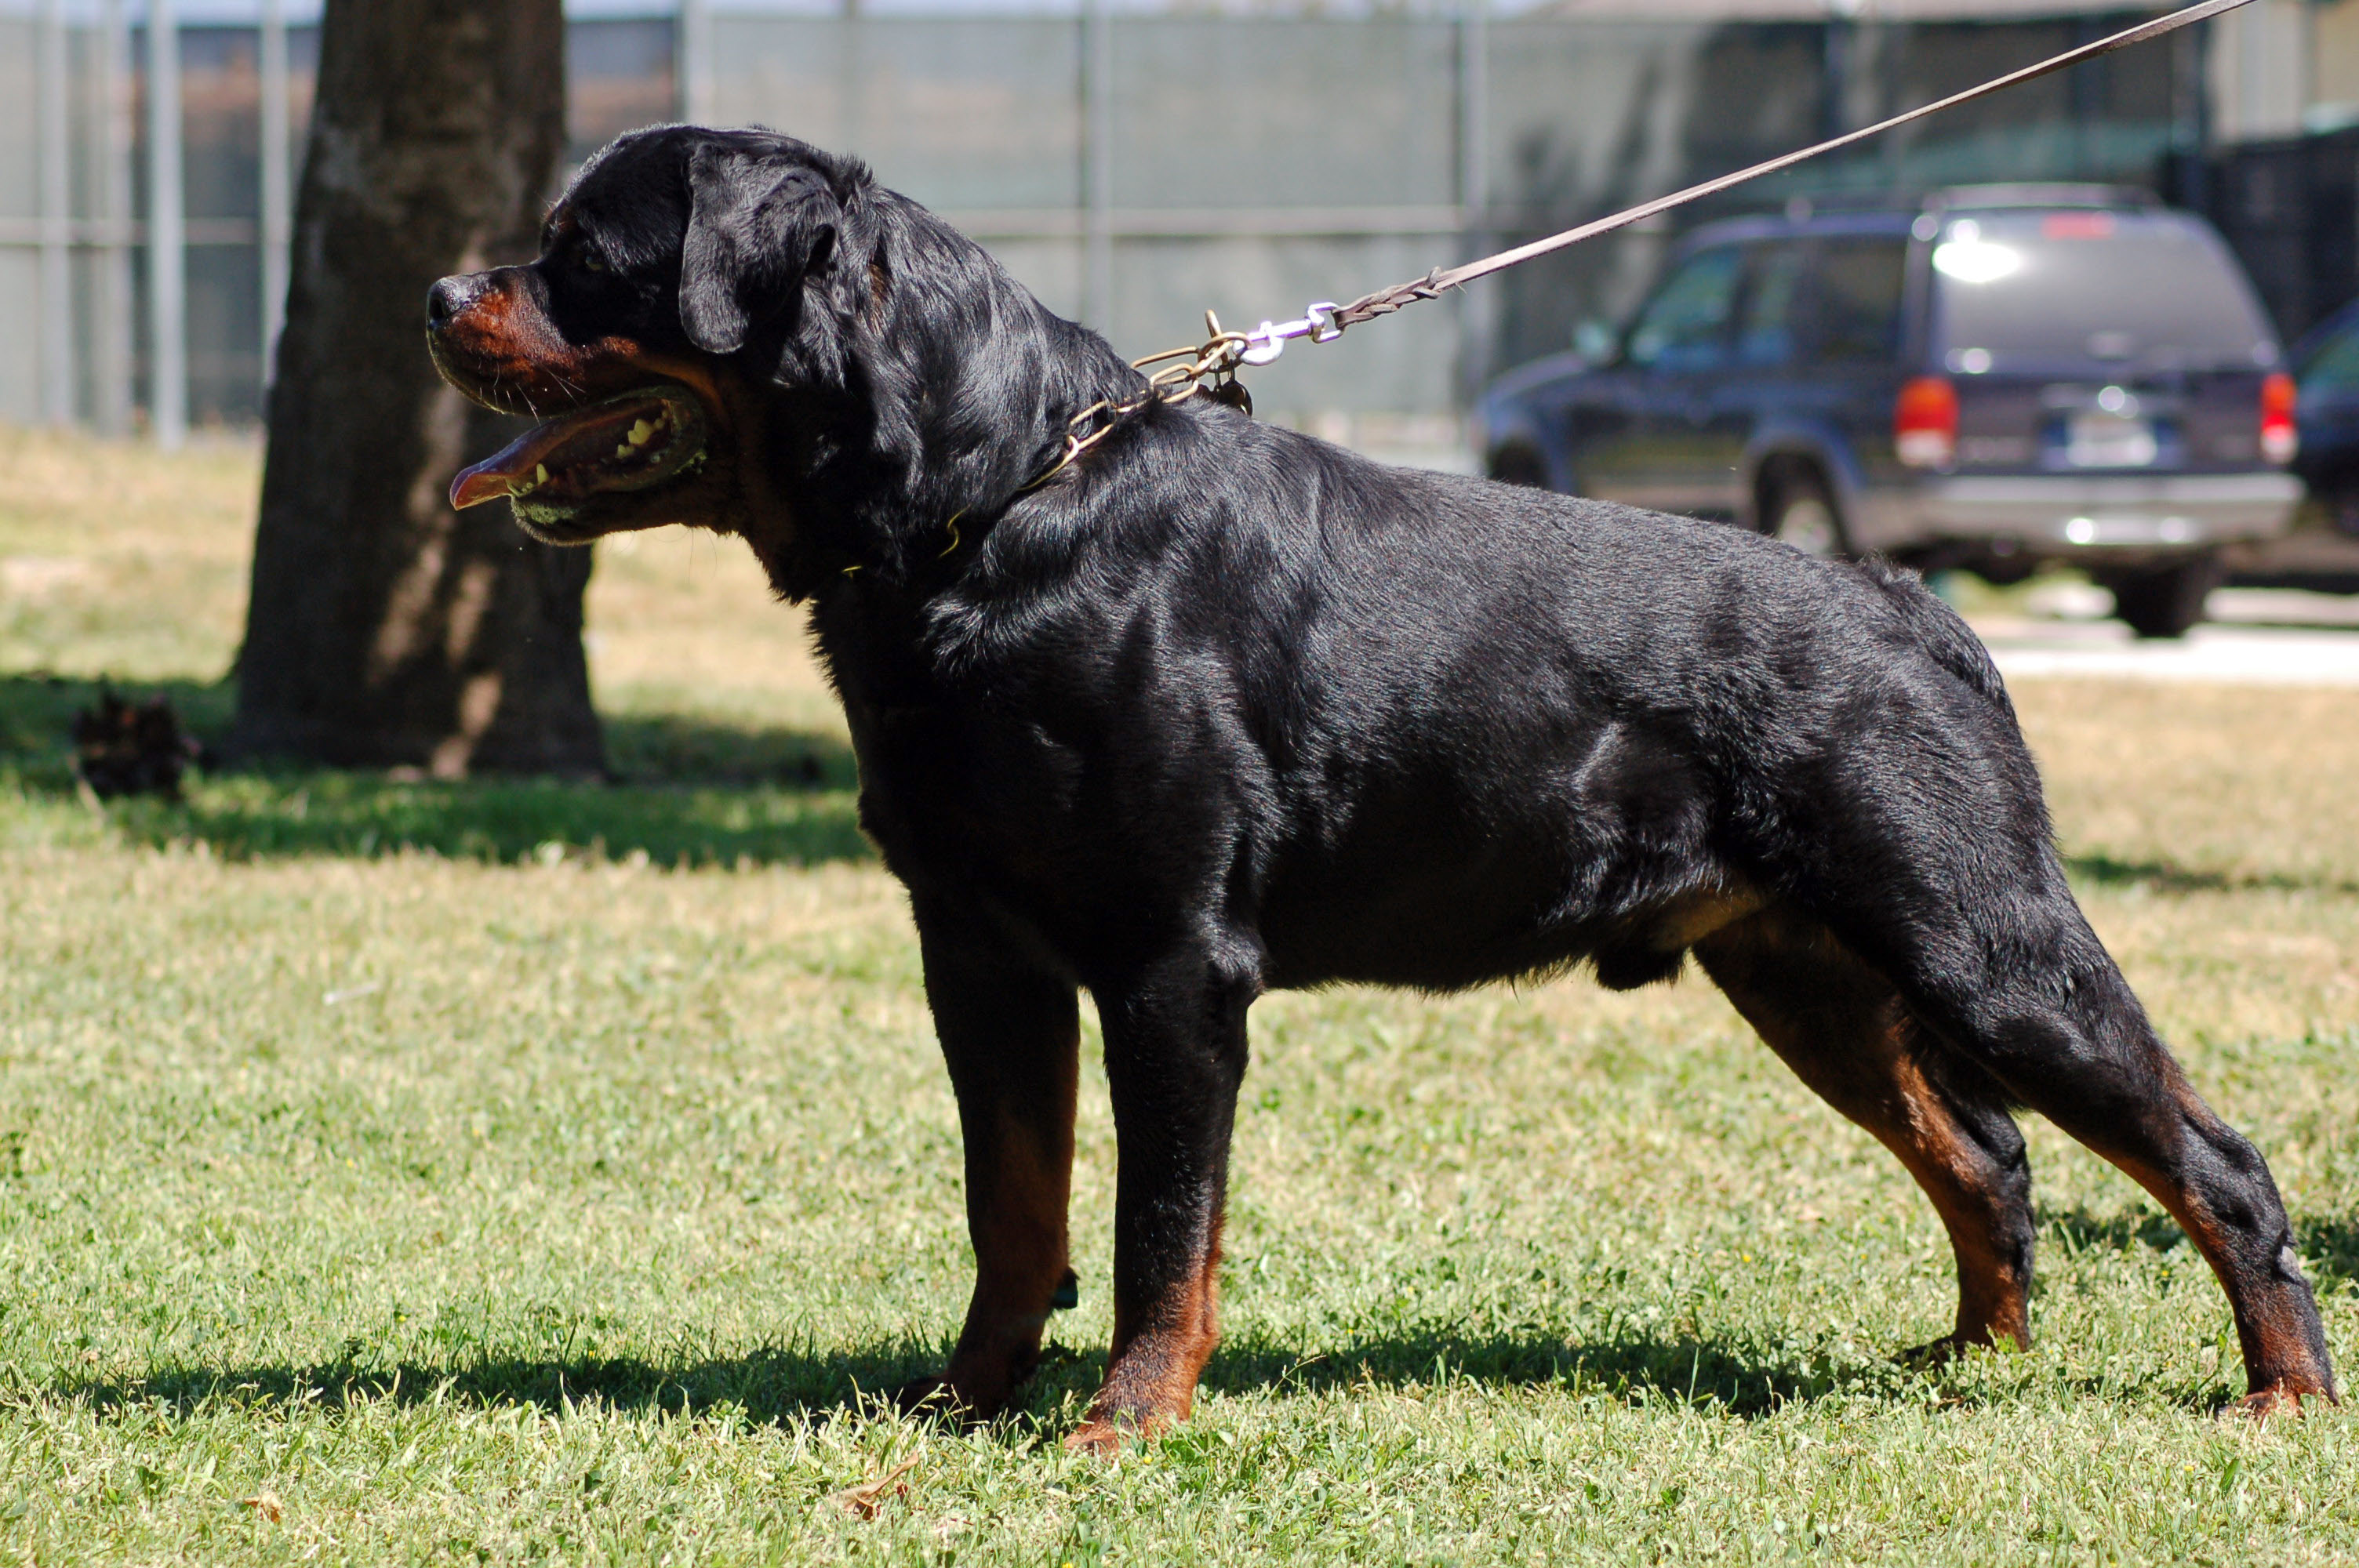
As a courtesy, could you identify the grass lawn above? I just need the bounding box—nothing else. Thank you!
[2,423,2357,1563]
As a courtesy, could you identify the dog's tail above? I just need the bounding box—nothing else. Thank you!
[1853,557,2012,712]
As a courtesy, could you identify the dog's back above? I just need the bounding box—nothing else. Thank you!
[914,407,2050,1001]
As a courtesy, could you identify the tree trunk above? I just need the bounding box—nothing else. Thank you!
[233,0,602,777]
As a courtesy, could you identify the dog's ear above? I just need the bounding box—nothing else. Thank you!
[679,142,841,355]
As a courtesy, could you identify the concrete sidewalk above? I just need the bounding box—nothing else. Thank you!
[1973,589,2359,686]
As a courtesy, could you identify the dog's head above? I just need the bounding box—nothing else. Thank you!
[426,127,870,546]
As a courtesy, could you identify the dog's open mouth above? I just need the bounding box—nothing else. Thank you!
[449,387,708,514]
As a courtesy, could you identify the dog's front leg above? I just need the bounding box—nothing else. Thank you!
[899,921,1081,1424]
[1069,948,1255,1454]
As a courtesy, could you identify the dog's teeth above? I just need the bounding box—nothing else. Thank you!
[615,443,632,460]
[627,419,655,447]
[534,463,549,485]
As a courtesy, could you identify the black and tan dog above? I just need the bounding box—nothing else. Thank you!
[427,126,2335,1450]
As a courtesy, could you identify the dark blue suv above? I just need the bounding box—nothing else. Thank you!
[1479,186,2300,637]
[2215,296,2359,593]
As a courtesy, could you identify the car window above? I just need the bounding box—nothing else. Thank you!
[2299,321,2359,397]
[1931,211,2274,372]
[1626,248,1742,372]
[1737,242,1808,367]
[1812,238,1907,364]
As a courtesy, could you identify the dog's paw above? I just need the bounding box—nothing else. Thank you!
[1063,1415,1154,1457]
[1062,1396,1183,1457]
[2227,1383,2333,1422]
[1894,1327,2024,1371]
[895,1338,1047,1427]
[1894,1334,1976,1370]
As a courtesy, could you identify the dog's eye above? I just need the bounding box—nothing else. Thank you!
[579,245,609,275]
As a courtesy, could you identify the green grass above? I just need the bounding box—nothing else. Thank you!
[3,426,2358,1563]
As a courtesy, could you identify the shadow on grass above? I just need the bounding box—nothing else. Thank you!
[13,675,2354,884]
[2296,1213,2359,1291]
[58,1342,936,1430]
[59,1323,1996,1432]
[2040,1202,2359,1294]
[0,673,870,868]
[2041,1202,2187,1258]
[1198,1326,1914,1418]
[2064,852,2359,898]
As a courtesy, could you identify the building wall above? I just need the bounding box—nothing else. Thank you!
[0,7,2221,428]
[2211,0,2308,140]
[2313,2,2359,132]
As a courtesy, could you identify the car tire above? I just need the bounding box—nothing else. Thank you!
[1761,472,1847,557]
[2104,557,2222,640]
[2323,484,2359,541]
[1488,442,1550,488]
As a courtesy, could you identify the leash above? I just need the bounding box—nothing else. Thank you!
[1025,0,2252,491]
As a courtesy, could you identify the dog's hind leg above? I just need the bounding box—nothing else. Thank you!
[1066,943,1256,1454]
[1788,748,2339,1414]
[1879,888,2337,1414]
[1695,908,2035,1353]
[900,922,1082,1423]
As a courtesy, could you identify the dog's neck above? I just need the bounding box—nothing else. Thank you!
[744,191,1144,600]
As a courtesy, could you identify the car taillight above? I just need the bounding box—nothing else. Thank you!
[2261,371,2298,464]
[1894,376,1958,469]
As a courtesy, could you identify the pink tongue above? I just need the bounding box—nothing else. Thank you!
[450,426,555,510]
[449,395,677,510]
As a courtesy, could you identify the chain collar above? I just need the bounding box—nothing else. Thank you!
[1019,305,1344,493]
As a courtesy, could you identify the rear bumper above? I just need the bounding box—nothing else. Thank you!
[1858,471,2302,558]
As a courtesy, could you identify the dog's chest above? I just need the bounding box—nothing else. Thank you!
[853,698,1093,890]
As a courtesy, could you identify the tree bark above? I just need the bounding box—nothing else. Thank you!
[233,0,602,777]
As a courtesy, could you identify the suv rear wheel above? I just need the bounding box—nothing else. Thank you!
[1761,471,1847,557]
[1488,442,1549,488]
[2103,556,2222,640]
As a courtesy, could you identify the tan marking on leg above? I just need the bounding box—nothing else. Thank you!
[1881,1047,2031,1350]
[928,1106,1074,1416]
[2104,1079,2337,1406]
[1068,1219,1224,1454]
[904,1020,1080,1425]
[1697,908,2033,1354]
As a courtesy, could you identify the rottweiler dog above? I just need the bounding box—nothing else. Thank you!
[427,126,2335,1450]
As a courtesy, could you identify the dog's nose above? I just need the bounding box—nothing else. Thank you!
[427,274,486,331]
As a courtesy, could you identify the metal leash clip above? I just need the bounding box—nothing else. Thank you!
[1020,303,1349,490]
[1238,302,1345,366]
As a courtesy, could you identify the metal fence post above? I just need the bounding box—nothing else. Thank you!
[1822,0,1865,143]
[2185,14,2213,213]
[260,0,291,387]
[97,0,134,436]
[1082,0,1114,332]
[37,0,74,426]
[1459,0,1490,414]
[146,0,187,448]
[841,9,865,163]
[678,0,714,123]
